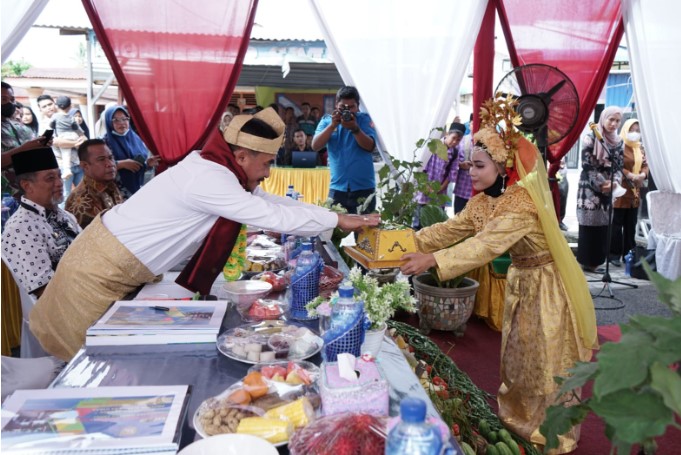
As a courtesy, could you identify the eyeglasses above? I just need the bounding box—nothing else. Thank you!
[112,117,130,124]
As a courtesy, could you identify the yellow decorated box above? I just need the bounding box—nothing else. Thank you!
[344,227,418,269]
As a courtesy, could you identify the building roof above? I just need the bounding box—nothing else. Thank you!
[33,0,326,42]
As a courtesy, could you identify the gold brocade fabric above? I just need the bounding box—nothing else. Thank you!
[30,214,159,361]
[1,262,22,355]
[467,264,506,332]
[260,167,330,204]
[415,184,592,453]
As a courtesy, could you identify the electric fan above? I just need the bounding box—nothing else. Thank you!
[495,64,579,162]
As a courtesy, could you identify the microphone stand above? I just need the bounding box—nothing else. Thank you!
[587,129,638,310]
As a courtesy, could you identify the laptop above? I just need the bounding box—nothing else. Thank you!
[291,151,318,168]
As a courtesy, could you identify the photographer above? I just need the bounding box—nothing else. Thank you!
[312,86,377,214]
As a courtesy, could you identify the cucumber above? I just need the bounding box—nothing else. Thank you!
[486,445,500,455]
[478,419,491,438]
[460,441,476,455]
[497,429,513,444]
[495,441,514,455]
[505,439,521,455]
[488,430,498,443]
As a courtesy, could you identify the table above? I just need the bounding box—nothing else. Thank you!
[260,167,330,204]
[48,244,446,452]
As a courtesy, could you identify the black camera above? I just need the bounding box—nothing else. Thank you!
[339,105,353,122]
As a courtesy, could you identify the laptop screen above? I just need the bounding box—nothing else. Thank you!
[291,151,317,168]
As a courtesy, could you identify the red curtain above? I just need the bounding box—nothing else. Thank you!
[495,0,623,163]
[82,0,258,164]
[472,0,497,135]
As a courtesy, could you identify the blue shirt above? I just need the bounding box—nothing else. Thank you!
[315,112,377,192]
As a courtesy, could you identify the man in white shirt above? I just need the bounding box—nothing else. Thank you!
[1,148,82,297]
[30,108,380,361]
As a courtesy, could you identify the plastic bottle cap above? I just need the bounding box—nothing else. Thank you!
[301,242,313,251]
[399,397,427,423]
[338,283,354,298]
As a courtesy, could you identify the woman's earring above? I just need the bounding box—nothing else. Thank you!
[501,175,507,193]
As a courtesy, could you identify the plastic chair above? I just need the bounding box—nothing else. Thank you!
[647,191,681,280]
[1,258,50,358]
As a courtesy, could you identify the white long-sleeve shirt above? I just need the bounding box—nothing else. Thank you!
[103,151,337,275]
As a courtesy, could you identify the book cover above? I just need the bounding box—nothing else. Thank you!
[1,385,189,453]
[88,301,228,334]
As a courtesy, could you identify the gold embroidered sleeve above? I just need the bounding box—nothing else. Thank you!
[432,211,535,282]
[415,205,476,253]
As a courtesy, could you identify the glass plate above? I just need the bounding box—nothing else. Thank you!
[217,321,323,364]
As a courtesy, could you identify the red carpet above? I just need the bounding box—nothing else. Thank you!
[394,314,680,454]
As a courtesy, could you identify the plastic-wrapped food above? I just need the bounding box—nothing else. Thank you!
[289,413,387,455]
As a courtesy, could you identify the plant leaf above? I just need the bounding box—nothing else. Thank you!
[539,403,589,451]
[589,389,673,444]
[643,260,681,314]
[593,331,654,398]
[649,361,681,416]
[555,362,599,397]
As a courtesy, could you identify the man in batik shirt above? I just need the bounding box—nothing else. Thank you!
[66,139,123,228]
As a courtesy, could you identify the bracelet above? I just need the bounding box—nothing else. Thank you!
[350,127,360,134]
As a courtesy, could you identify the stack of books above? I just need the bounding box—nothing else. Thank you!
[86,300,228,346]
[1,385,190,454]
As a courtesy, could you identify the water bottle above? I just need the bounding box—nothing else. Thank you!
[285,184,294,199]
[386,397,443,455]
[330,282,360,333]
[624,250,634,277]
[294,242,318,276]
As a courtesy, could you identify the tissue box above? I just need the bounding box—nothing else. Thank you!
[320,359,389,416]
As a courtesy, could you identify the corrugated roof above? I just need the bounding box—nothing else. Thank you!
[33,0,326,42]
[22,67,86,79]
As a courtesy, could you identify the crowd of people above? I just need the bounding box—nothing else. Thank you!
[1,79,651,454]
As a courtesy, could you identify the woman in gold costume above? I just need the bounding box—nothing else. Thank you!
[400,95,598,453]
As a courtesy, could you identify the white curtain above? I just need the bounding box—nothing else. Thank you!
[1,0,49,63]
[309,0,488,162]
[622,0,681,194]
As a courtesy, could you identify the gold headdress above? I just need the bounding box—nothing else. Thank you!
[223,107,285,155]
[474,93,524,169]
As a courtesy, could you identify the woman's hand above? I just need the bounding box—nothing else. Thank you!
[600,181,612,194]
[336,213,381,232]
[146,155,161,168]
[117,159,143,172]
[400,252,437,276]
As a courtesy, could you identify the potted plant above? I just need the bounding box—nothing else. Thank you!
[371,130,480,336]
[306,266,417,357]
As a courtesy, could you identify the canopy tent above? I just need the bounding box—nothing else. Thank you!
[3,0,679,277]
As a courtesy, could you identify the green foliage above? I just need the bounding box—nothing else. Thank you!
[1,60,31,78]
[540,263,681,454]
[375,128,450,227]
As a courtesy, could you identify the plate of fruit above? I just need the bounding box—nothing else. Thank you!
[193,370,319,446]
[217,321,323,364]
[250,271,288,293]
[237,298,289,322]
[248,360,320,388]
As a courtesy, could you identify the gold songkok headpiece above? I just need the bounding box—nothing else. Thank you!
[474,93,524,169]
[223,107,285,155]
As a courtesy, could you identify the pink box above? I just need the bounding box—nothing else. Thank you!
[320,359,389,416]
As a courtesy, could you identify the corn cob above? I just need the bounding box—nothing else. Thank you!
[264,397,314,428]
[236,416,292,444]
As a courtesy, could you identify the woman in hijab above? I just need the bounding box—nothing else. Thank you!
[576,106,624,273]
[609,118,648,265]
[103,105,158,195]
[69,108,90,139]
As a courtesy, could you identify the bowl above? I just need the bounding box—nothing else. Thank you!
[221,281,272,308]
[178,433,277,455]
[236,298,289,322]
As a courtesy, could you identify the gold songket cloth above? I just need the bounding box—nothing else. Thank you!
[30,214,159,361]
[415,181,595,453]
